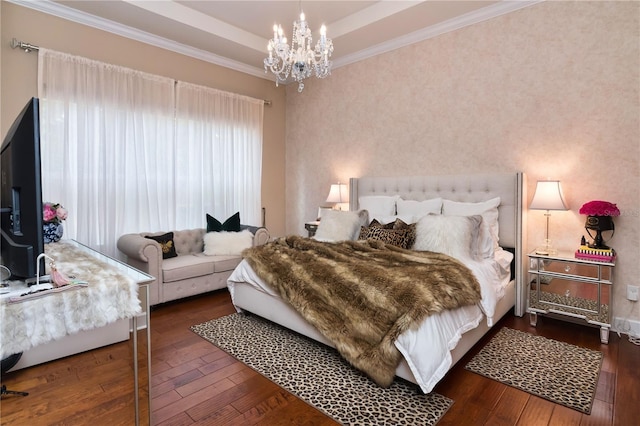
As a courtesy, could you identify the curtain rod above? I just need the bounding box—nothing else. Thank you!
[10,37,272,106]
[11,38,39,52]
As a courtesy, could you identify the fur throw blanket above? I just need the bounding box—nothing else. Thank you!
[242,235,481,387]
[1,241,141,359]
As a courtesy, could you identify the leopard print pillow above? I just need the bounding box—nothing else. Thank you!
[391,218,413,230]
[368,219,395,229]
[358,225,416,249]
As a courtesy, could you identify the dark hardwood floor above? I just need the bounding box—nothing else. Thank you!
[1,289,638,425]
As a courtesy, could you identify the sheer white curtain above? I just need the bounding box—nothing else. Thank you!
[38,50,263,258]
[38,49,175,257]
[175,82,263,228]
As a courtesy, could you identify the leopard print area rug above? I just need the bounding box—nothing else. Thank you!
[465,328,602,414]
[191,313,453,425]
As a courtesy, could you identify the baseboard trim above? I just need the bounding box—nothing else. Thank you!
[613,316,640,338]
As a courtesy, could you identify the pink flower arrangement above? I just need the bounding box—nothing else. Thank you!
[43,202,68,224]
[579,200,620,217]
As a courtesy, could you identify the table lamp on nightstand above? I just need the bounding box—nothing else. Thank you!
[326,183,349,211]
[529,180,568,255]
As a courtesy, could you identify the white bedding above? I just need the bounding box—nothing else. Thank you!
[227,248,512,393]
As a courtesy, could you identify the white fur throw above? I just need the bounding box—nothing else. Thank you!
[313,210,368,242]
[203,230,254,256]
[413,214,482,261]
[0,241,141,359]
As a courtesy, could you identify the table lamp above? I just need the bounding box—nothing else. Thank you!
[326,183,349,211]
[529,180,568,255]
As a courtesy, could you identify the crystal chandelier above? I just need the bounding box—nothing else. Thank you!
[264,9,334,92]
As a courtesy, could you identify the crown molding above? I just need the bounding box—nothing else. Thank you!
[7,0,269,80]
[8,0,543,81]
[333,0,544,68]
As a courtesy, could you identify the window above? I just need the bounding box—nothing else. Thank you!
[38,49,263,257]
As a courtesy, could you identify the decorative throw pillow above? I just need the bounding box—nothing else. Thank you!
[145,232,178,259]
[314,210,366,242]
[357,209,370,228]
[391,218,414,230]
[412,214,482,261]
[368,218,395,229]
[203,230,253,256]
[442,197,500,259]
[206,212,241,233]
[359,226,415,249]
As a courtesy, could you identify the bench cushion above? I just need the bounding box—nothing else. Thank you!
[162,254,241,282]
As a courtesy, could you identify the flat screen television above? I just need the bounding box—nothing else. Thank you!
[0,97,45,279]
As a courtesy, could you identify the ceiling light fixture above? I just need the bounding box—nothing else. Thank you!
[264,6,333,92]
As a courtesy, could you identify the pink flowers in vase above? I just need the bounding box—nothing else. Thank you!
[578,200,620,217]
[579,200,619,250]
[43,202,68,224]
[43,202,67,244]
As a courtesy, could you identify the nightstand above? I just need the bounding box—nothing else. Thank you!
[527,251,615,344]
[304,221,320,238]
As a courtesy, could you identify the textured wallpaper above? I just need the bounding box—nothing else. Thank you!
[285,2,639,324]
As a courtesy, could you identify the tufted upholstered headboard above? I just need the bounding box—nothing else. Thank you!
[349,173,527,315]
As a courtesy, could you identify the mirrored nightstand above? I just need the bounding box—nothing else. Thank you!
[527,250,615,344]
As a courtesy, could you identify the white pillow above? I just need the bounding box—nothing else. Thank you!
[313,210,365,242]
[412,214,482,261]
[442,197,500,259]
[203,230,253,256]
[397,198,442,217]
[358,195,398,218]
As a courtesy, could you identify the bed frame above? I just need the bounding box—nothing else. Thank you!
[231,172,527,387]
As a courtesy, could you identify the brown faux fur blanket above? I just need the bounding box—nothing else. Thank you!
[242,235,481,387]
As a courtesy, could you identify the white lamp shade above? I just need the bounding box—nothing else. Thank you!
[529,180,568,211]
[326,183,349,203]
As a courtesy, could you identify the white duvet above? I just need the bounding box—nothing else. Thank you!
[227,248,512,393]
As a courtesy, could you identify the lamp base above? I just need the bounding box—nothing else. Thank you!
[535,239,557,256]
[333,203,349,211]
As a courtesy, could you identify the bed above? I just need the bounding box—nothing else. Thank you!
[227,173,526,393]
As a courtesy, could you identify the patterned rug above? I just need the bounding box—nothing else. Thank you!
[465,327,602,414]
[191,313,453,425]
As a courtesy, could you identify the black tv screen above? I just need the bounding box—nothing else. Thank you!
[0,97,45,279]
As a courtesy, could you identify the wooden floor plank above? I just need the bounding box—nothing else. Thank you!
[547,404,583,425]
[517,396,555,426]
[613,337,640,426]
[484,386,529,425]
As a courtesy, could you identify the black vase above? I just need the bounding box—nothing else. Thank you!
[585,215,614,249]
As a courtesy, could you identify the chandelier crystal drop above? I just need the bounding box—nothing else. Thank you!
[264,11,333,92]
